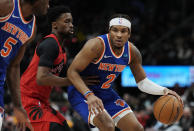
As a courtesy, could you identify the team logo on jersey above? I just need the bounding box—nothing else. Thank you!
[29,106,43,120]
[1,22,29,44]
[123,54,128,58]
[115,99,125,107]
[51,60,64,74]
[104,55,112,58]
[98,62,126,72]
[12,14,20,19]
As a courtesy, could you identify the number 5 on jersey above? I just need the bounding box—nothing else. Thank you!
[1,37,17,57]
[101,74,116,89]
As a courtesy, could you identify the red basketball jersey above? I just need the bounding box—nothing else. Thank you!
[20,34,66,104]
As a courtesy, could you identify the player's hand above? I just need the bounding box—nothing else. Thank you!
[86,94,104,115]
[82,76,100,86]
[163,88,184,106]
[13,106,34,131]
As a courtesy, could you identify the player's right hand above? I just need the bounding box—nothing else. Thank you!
[82,76,100,86]
[163,88,184,106]
[13,106,34,131]
[86,94,104,115]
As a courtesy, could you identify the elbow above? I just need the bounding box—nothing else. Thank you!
[67,68,73,81]
[67,67,78,82]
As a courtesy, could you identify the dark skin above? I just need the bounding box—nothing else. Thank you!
[67,25,182,131]
[36,13,99,90]
[36,13,74,87]
[0,0,49,130]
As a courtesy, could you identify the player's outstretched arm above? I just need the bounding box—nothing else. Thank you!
[6,44,34,131]
[129,44,182,103]
[67,38,104,114]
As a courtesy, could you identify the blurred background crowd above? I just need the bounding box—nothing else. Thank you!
[2,0,194,130]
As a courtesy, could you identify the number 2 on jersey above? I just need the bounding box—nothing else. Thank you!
[101,74,116,89]
[1,37,17,57]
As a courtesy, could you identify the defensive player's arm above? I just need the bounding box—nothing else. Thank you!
[129,44,172,95]
[36,38,71,87]
[36,67,71,87]
[67,38,103,95]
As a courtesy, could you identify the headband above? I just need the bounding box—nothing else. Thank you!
[109,18,131,29]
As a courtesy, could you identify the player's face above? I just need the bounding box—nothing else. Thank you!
[56,13,74,37]
[32,0,49,15]
[109,25,130,49]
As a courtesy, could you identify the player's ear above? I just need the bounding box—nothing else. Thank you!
[52,22,57,29]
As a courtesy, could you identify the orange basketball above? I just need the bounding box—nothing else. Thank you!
[153,95,183,125]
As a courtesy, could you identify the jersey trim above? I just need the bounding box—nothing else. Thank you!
[112,107,131,119]
[28,16,36,40]
[0,0,15,22]
[128,42,131,64]
[93,37,105,64]
[18,0,34,24]
[107,34,125,58]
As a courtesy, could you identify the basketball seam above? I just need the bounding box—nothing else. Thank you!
[154,96,166,119]
[172,100,182,123]
[167,97,175,124]
[158,97,172,121]
[177,100,183,121]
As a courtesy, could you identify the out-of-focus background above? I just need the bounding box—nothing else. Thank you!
[2,0,194,130]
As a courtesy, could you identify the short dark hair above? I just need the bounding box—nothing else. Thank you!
[108,14,131,24]
[47,6,71,23]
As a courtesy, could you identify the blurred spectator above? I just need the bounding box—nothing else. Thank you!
[179,106,193,131]
[182,83,194,110]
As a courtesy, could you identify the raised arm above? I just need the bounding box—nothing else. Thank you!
[67,38,104,113]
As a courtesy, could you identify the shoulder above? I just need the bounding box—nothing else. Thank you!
[83,37,104,58]
[0,0,13,17]
[130,43,142,64]
[40,37,57,46]
[84,37,104,52]
[36,37,59,55]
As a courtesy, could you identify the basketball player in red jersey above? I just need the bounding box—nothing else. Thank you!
[20,6,98,131]
[0,0,48,130]
[67,14,183,131]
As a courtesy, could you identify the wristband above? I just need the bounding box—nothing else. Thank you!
[84,90,94,99]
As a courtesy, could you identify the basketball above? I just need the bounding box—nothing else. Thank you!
[153,95,183,125]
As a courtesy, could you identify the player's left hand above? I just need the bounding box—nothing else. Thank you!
[13,106,34,131]
[163,88,184,106]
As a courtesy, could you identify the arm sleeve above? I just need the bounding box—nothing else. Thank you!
[36,38,59,68]
[137,78,166,95]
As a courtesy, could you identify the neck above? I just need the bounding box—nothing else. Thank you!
[20,0,33,19]
[110,39,123,56]
[52,30,65,46]
[111,45,123,56]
